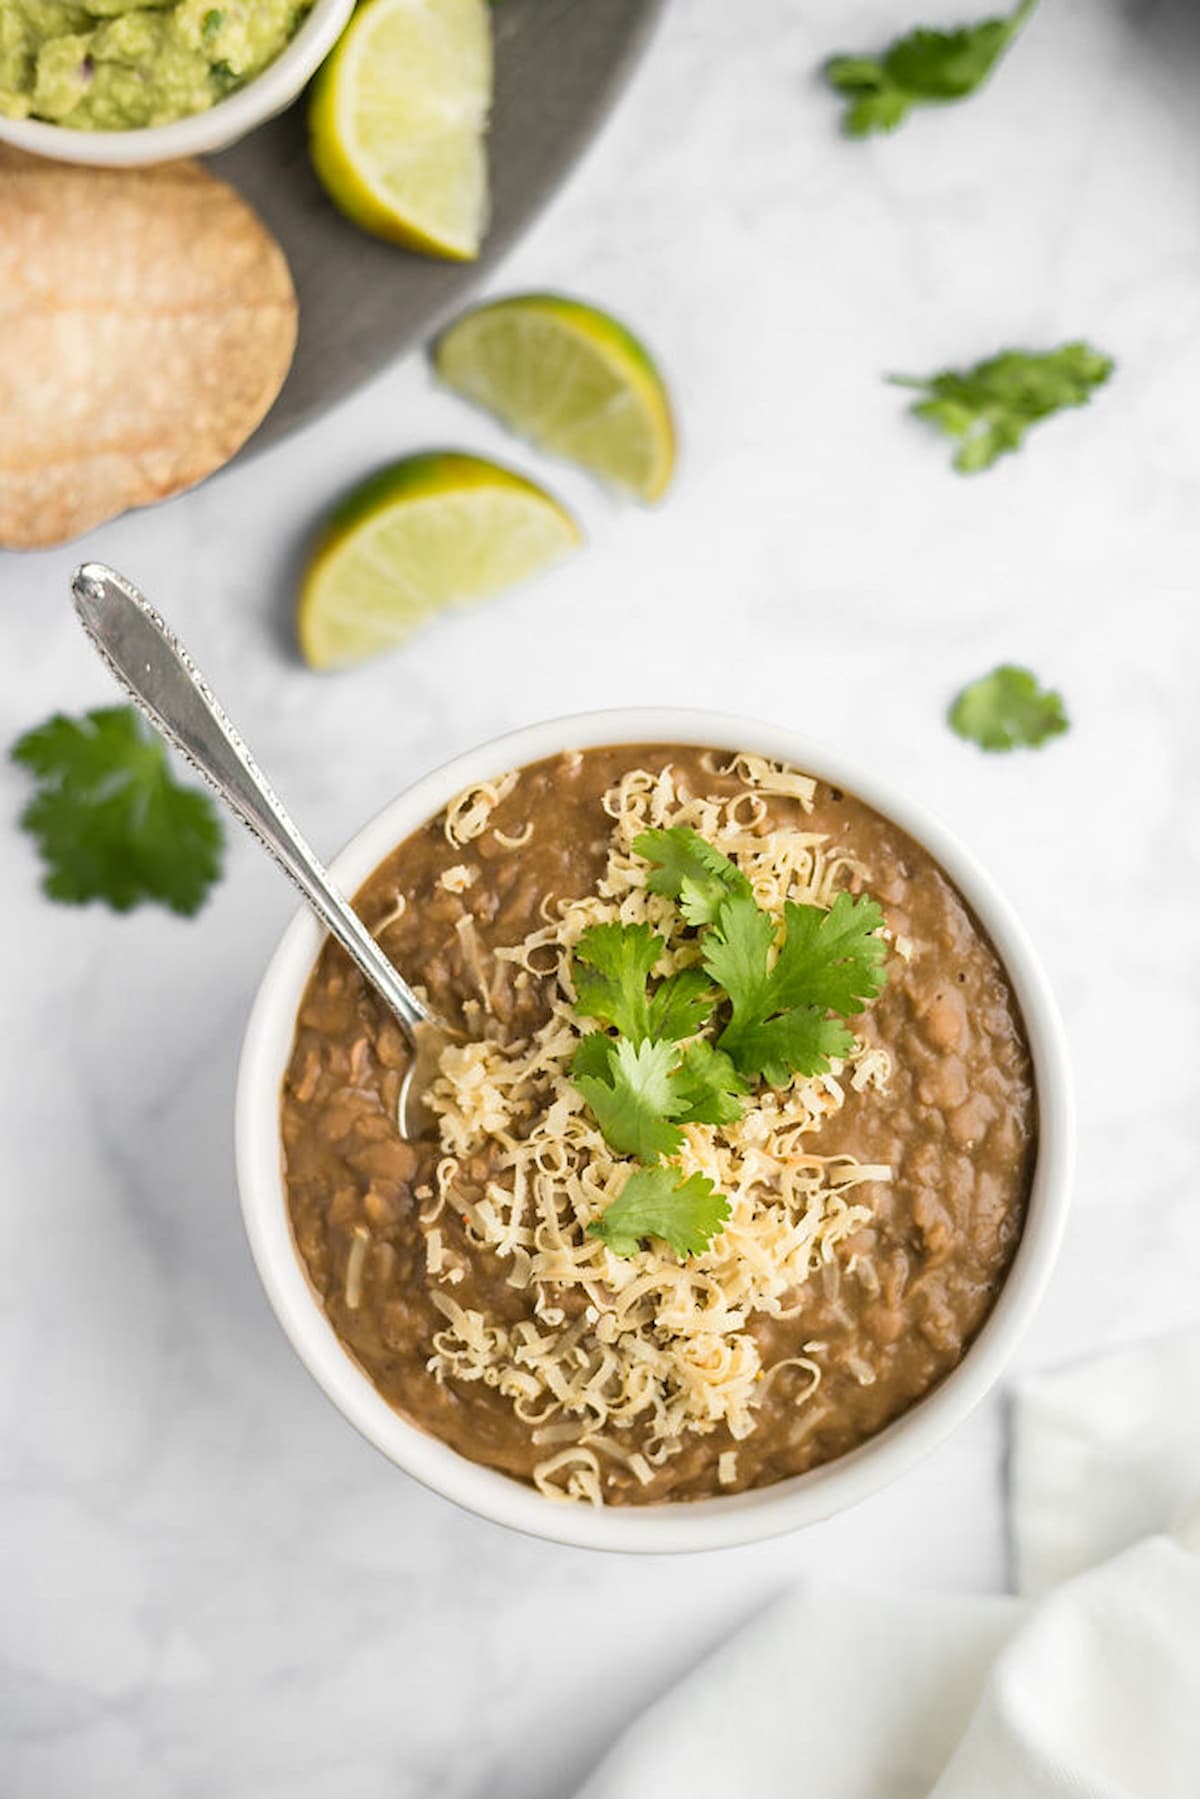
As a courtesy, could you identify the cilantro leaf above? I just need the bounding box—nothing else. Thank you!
[670,1039,747,1126]
[633,825,752,927]
[770,893,889,1015]
[646,966,718,1043]
[573,921,662,1042]
[571,831,888,1156]
[719,1009,856,1091]
[704,892,885,1085]
[949,665,1069,751]
[573,921,716,1046]
[700,894,776,1026]
[11,706,223,916]
[891,342,1114,473]
[826,0,1035,137]
[571,1029,749,1158]
[571,1034,687,1161]
[588,1164,731,1260]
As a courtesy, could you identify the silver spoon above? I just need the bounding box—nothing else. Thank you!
[71,562,449,1139]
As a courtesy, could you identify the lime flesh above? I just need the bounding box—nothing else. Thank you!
[298,453,581,669]
[435,295,677,499]
[309,0,492,261]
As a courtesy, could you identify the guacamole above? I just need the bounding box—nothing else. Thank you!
[0,0,309,129]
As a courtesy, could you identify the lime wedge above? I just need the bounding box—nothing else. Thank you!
[298,454,581,670]
[308,0,492,261]
[434,295,677,500]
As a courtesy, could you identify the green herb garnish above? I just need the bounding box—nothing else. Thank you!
[573,830,888,1257]
[572,1034,695,1163]
[569,917,745,1162]
[633,827,886,1085]
[572,920,716,1045]
[11,705,224,915]
[891,342,1114,473]
[635,825,751,925]
[587,1164,731,1261]
[571,1030,745,1158]
[201,8,225,41]
[704,889,888,1087]
[949,665,1069,750]
[825,0,1035,137]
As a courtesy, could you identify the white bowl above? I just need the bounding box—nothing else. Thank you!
[236,708,1074,1553]
[0,0,354,167]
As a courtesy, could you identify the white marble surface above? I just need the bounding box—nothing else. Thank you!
[3,0,1200,1792]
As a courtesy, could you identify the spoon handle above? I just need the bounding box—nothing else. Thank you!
[71,562,432,1039]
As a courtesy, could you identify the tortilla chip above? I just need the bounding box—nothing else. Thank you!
[0,150,298,550]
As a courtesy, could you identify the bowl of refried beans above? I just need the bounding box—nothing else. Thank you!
[236,708,1073,1552]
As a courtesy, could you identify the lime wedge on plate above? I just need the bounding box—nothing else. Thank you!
[434,295,677,500]
[298,453,581,670]
[309,0,492,260]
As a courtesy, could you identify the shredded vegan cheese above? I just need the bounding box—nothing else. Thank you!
[344,1226,370,1310]
[370,891,407,937]
[423,756,893,1504]
[440,865,477,894]
[444,772,520,846]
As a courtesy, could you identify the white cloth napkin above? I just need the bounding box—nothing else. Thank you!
[1013,1328,1200,1595]
[576,1331,1200,1799]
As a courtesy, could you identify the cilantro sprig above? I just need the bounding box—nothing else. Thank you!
[572,828,888,1259]
[891,343,1114,473]
[634,828,886,1085]
[825,0,1035,137]
[704,889,888,1087]
[12,706,224,916]
[572,920,715,1044]
[949,665,1069,751]
[572,1031,745,1162]
[570,919,742,1162]
[588,1165,731,1261]
[636,825,752,925]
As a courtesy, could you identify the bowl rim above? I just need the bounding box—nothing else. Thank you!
[0,0,354,166]
[235,706,1074,1553]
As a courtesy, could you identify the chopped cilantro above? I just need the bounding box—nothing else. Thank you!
[201,8,225,40]
[891,342,1114,473]
[949,665,1069,751]
[826,0,1035,137]
[588,1164,731,1261]
[11,705,223,915]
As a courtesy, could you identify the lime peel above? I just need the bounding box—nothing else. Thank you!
[298,452,581,670]
[308,0,493,261]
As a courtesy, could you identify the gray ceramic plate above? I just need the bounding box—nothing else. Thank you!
[214,0,666,452]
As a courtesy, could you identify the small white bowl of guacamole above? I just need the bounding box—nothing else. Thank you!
[0,0,354,164]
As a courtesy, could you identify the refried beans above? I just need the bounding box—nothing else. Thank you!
[281,745,1036,1504]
